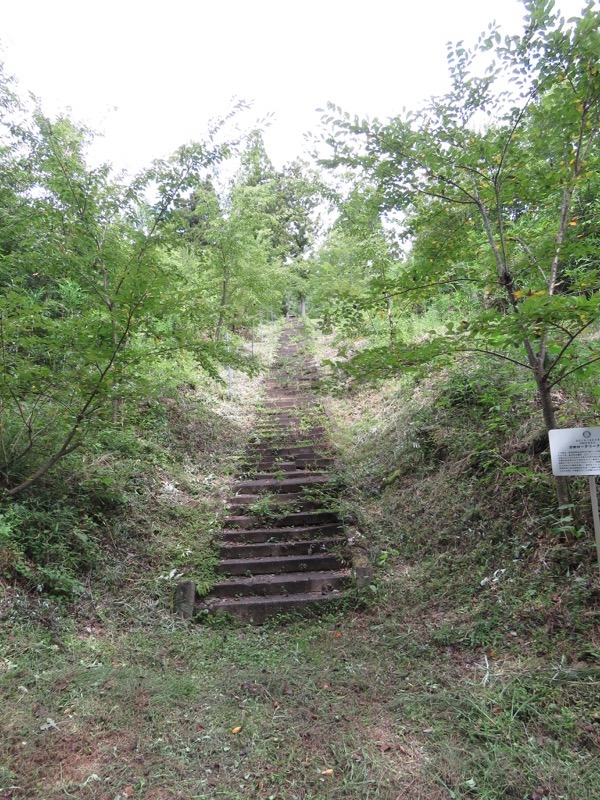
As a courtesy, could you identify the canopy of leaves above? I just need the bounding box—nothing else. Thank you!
[316,0,599,411]
[0,72,311,495]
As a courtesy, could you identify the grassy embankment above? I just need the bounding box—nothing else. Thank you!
[1,318,599,800]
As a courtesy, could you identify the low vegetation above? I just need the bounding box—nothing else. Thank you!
[1,318,598,800]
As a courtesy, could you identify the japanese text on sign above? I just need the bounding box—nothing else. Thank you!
[549,427,600,476]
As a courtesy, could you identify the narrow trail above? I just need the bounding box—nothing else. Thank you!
[201,319,352,622]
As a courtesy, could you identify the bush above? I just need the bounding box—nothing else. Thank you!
[0,500,100,594]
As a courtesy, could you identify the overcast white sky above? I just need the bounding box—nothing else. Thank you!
[1,0,586,174]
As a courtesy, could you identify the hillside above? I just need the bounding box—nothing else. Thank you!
[1,320,598,800]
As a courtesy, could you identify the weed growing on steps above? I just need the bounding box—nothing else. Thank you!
[245,493,293,523]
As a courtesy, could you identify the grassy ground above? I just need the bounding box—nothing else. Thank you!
[1,320,599,800]
[1,578,598,799]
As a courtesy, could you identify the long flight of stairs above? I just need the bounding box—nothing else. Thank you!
[199,320,353,622]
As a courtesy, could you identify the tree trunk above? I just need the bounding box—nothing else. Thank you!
[536,373,570,509]
[386,295,396,344]
[215,273,230,341]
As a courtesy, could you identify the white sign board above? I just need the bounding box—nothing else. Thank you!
[549,427,600,476]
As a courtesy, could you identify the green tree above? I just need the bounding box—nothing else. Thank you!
[0,77,231,496]
[173,133,321,336]
[237,132,322,314]
[320,0,600,506]
[306,182,398,339]
[181,170,285,339]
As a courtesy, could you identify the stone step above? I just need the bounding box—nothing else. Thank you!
[264,399,312,409]
[260,417,308,427]
[249,441,328,454]
[217,551,348,576]
[254,420,325,430]
[233,475,330,494]
[220,522,343,543]
[258,420,304,430]
[272,355,316,363]
[209,569,350,598]
[245,458,334,475]
[268,370,318,379]
[266,373,318,380]
[246,461,297,472]
[264,386,319,394]
[246,449,326,463]
[263,409,316,418]
[228,494,327,513]
[248,458,335,473]
[223,510,339,529]
[248,439,328,451]
[291,457,335,469]
[247,443,327,456]
[273,359,312,364]
[219,537,346,559]
[247,470,329,481]
[264,384,319,393]
[203,590,347,623]
[253,427,327,439]
[251,433,323,446]
[229,491,302,503]
[242,461,293,474]
[263,394,312,402]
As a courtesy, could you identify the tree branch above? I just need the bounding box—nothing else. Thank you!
[6,298,139,496]
[548,355,600,389]
[545,318,596,378]
[382,277,482,299]
[455,347,532,370]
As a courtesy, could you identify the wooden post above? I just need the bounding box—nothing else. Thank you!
[589,476,600,568]
[174,580,196,619]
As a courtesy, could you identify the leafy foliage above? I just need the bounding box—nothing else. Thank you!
[316,0,600,505]
[0,62,319,587]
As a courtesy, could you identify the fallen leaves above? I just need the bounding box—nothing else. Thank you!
[375,740,415,756]
[231,725,243,735]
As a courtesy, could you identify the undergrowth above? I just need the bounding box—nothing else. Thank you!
[0,323,281,598]
[317,341,600,798]
[1,322,598,800]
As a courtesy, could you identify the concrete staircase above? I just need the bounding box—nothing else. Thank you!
[199,320,352,622]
